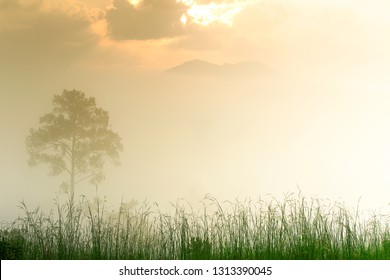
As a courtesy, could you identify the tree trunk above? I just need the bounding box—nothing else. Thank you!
[69,135,76,238]
[70,136,75,207]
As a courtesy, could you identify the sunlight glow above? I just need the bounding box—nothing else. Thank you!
[127,0,142,6]
[177,0,248,26]
[180,14,188,25]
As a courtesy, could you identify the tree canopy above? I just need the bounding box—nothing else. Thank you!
[26,89,123,199]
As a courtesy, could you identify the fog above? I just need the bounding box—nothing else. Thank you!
[2,67,390,222]
[2,0,390,223]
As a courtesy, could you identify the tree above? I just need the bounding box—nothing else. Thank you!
[26,89,123,201]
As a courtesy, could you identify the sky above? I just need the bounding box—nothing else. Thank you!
[1,0,390,221]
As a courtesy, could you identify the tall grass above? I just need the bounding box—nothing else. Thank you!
[1,193,390,259]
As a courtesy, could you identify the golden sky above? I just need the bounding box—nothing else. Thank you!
[1,0,390,73]
[1,0,390,220]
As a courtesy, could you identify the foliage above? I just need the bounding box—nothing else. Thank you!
[0,228,26,260]
[2,194,390,260]
[26,90,123,198]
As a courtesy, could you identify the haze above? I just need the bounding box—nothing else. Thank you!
[1,0,390,222]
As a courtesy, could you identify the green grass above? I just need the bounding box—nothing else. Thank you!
[1,193,390,260]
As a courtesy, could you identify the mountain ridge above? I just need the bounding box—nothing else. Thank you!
[166,59,277,78]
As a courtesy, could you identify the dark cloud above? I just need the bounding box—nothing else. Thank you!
[106,0,188,40]
[0,0,98,75]
[0,0,19,9]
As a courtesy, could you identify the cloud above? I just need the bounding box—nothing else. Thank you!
[106,0,188,40]
[222,0,390,76]
[0,0,41,9]
[164,0,390,75]
[169,24,231,52]
[0,0,99,74]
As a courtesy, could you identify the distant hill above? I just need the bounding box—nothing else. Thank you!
[166,59,277,78]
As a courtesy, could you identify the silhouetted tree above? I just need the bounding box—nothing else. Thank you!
[26,89,123,201]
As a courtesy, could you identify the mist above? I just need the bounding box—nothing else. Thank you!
[2,66,390,222]
[2,0,390,223]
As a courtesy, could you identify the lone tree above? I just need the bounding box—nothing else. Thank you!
[26,89,123,201]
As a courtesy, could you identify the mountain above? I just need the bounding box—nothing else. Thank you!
[166,59,277,78]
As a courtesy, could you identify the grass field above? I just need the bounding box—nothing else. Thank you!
[1,193,390,260]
